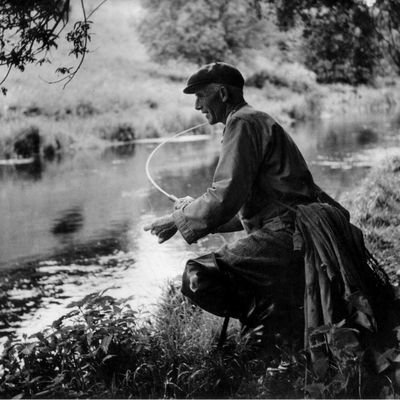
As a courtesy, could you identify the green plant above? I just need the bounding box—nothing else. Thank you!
[138,0,265,64]
[0,285,251,398]
[371,0,400,74]
[301,3,379,84]
[0,290,148,398]
[258,0,384,84]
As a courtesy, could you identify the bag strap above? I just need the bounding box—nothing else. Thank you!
[217,316,230,348]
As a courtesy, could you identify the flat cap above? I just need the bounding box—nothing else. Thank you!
[183,62,244,94]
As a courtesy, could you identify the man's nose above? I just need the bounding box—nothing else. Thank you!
[195,97,201,110]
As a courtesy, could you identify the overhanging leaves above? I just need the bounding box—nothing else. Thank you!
[0,0,106,89]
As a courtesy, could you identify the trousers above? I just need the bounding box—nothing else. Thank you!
[181,212,304,338]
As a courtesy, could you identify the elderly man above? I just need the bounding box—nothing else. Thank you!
[144,63,395,359]
[145,62,332,329]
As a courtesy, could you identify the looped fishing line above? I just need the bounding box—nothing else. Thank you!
[145,121,231,339]
[145,122,208,202]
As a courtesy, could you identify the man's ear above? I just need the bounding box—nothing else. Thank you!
[219,86,229,103]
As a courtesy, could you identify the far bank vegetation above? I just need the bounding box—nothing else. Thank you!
[1,0,400,159]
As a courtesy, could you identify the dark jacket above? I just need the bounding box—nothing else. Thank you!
[173,104,319,243]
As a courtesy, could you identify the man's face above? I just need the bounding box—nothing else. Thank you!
[194,84,226,125]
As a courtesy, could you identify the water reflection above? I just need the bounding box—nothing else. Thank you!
[0,158,43,181]
[102,143,136,159]
[0,115,398,270]
[0,137,221,268]
[0,214,232,339]
[51,206,84,236]
[0,248,136,338]
[294,115,385,157]
[316,124,379,152]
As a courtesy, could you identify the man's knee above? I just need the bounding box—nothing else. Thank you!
[181,257,249,319]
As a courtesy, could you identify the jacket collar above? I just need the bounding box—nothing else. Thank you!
[225,101,248,126]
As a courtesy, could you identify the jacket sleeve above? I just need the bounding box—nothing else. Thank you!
[213,214,244,233]
[173,117,264,244]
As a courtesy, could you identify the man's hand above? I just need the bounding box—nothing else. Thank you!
[174,196,194,210]
[143,214,178,244]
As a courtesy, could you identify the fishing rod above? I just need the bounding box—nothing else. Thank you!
[145,121,231,346]
[145,122,208,202]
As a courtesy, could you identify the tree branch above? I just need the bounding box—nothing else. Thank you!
[0,0,107,88]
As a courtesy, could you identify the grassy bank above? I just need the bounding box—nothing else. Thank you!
[1,0,400,159]
[1,156,400,399]
[341,156,400,282]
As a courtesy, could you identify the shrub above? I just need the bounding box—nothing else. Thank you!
[75,102,98,118]
[284,91,322,121]
[0,291,145,398]
[301,3,380,85]
[0,286,254,398]
[138,0,265,65]
[13,125,41,158]
[99,123,135,142]
[246,62,317,92]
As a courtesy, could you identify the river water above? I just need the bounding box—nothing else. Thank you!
[1,113,400,338]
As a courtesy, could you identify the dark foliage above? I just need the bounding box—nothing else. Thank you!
[301,3,379,84]
[372,0,400,74]
[0,291,148,398]
[138,0,398,84]
[0,287,258,398]
[257,0,400,83]
[0,0,69,74]
[262,0,380,84]
[0,0,104,90]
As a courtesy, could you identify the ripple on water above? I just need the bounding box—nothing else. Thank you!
[0,250,137,340]
[312,146,400,170]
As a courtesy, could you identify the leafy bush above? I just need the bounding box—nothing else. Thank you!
[371,0,400,75]
[99,123,136,142]
[264,0,384,84]
[0,285,258,398]
[138,0,265,64]
[301,3,380,84]
[0,290,147,398]
[284,91,322,121]
[246,61,317,92]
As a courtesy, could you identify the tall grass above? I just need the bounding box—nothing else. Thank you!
[341,156,400,280]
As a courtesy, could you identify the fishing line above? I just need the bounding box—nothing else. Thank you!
[145,121,230,342]
[145,122,208,202]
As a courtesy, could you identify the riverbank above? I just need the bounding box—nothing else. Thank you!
[1,155,399,398]
[341,155,400,282]
[1,1,400,160]
[2,67,399,161]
